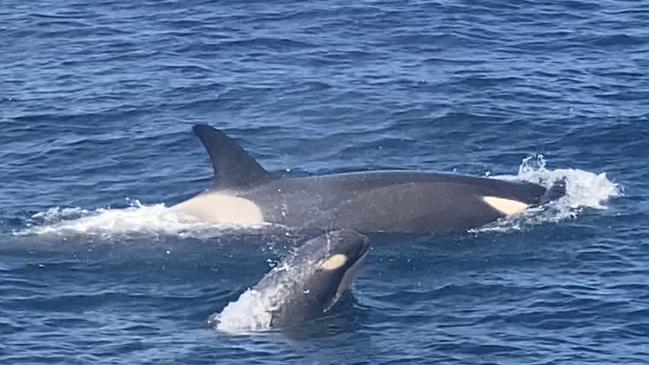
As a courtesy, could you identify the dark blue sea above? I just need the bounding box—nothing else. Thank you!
[1,1,647,363]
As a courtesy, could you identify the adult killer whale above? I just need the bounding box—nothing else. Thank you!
[209,230,369,331]
[172,124,565,234]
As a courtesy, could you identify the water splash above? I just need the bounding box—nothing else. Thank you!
[211,258,297,333]
[211,288,275,333]
[14,200,263,238]
[473,155,621,233]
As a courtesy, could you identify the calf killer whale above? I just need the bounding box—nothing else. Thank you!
[209,230,370,331]
[173,124,565,234]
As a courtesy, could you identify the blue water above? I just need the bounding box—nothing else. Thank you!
[1,0,647,363]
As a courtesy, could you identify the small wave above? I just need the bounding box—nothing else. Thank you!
[474,155,621,233]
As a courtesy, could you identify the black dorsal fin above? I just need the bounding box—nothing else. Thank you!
[192,124,273,188]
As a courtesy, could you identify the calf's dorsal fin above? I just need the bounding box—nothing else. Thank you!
[192,124,272,188]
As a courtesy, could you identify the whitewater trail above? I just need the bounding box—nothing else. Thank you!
[15,200,233,239]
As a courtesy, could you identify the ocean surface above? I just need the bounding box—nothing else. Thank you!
[1,0,647,363]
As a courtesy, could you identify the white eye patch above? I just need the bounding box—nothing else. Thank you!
[320,254,348,271]
[482,196,529,216]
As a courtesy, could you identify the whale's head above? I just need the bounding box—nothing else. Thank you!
[260,230,370,328]
[305,230,370,312]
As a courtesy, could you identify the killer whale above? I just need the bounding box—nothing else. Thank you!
[173,124,565,234]
[209,230,370,331]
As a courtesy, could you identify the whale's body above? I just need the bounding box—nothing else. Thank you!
[174,125,564,234]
